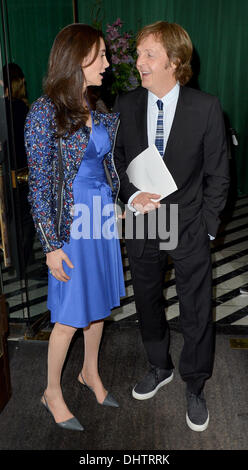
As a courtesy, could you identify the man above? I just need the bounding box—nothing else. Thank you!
[114,21,230,432]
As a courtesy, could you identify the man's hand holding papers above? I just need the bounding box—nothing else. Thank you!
[131,191,161,214]
[126,144,178,215]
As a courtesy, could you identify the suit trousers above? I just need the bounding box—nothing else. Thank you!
[128,236,214,395]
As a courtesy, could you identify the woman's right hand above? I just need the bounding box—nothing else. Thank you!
[46,248,74,282]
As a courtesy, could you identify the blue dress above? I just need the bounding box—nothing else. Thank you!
[47,119,125,328]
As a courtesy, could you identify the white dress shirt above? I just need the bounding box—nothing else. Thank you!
[147,82,180,149]
[128,83,180,211]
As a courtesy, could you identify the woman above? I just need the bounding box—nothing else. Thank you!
[25,24,125,431]
[3,63,36,271]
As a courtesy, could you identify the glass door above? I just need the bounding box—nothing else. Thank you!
[0,0,75,338]
[0,1,51,338]
[0,41,34,336]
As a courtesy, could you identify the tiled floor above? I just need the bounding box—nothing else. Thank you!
[2,195,248,337]
[111,195,248,334]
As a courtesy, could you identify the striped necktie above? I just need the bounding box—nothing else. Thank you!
[155,99,164,157]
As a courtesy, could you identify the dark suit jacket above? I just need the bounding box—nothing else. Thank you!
[114,85,230,259]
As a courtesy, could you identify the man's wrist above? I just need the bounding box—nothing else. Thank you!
[128,191,142,214]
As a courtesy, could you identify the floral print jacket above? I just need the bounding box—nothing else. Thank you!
[24,95,120,253]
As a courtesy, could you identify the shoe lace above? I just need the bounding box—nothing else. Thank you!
[188,391,205,410]
[150,366,161,384]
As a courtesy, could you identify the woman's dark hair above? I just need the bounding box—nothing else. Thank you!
[3,62,28,106]
[44,23,103,137]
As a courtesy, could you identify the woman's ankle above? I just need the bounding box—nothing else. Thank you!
[44,387,63,401]
[79,368,101,385]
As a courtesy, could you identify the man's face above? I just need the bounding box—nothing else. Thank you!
[136,34,177,97]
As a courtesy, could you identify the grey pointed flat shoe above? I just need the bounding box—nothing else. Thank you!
[78,372,119,408]
[102,392,119,408]
[41,393,84,431]
[56,416,84,431]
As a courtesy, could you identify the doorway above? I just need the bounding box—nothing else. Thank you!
[0,0,75,338]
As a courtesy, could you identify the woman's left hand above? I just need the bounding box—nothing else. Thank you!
[46,248,74,282]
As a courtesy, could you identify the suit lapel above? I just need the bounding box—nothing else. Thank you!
[133,86,191,163]
[163,86,190,162]
[135,88,148,150]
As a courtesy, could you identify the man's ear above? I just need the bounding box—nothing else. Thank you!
[171,58,180,71]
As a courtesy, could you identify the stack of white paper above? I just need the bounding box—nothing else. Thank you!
[126,144,177,201]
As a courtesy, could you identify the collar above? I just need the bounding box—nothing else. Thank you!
[93,109,119,127]
[148,82,180,107]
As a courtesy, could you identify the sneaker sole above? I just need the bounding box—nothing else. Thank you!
[186,412,209,432]
[132,372,174,400]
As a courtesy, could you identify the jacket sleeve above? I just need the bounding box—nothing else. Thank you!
[24,99,63,253]
[202,97,230,237]
[113,95,139,204]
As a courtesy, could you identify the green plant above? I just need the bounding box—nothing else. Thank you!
[105,18,140,95]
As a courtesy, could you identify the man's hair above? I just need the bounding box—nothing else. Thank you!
[137,21,193,85]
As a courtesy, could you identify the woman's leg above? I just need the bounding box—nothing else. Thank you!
[42,322,77,423]
[78,319,107,404]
